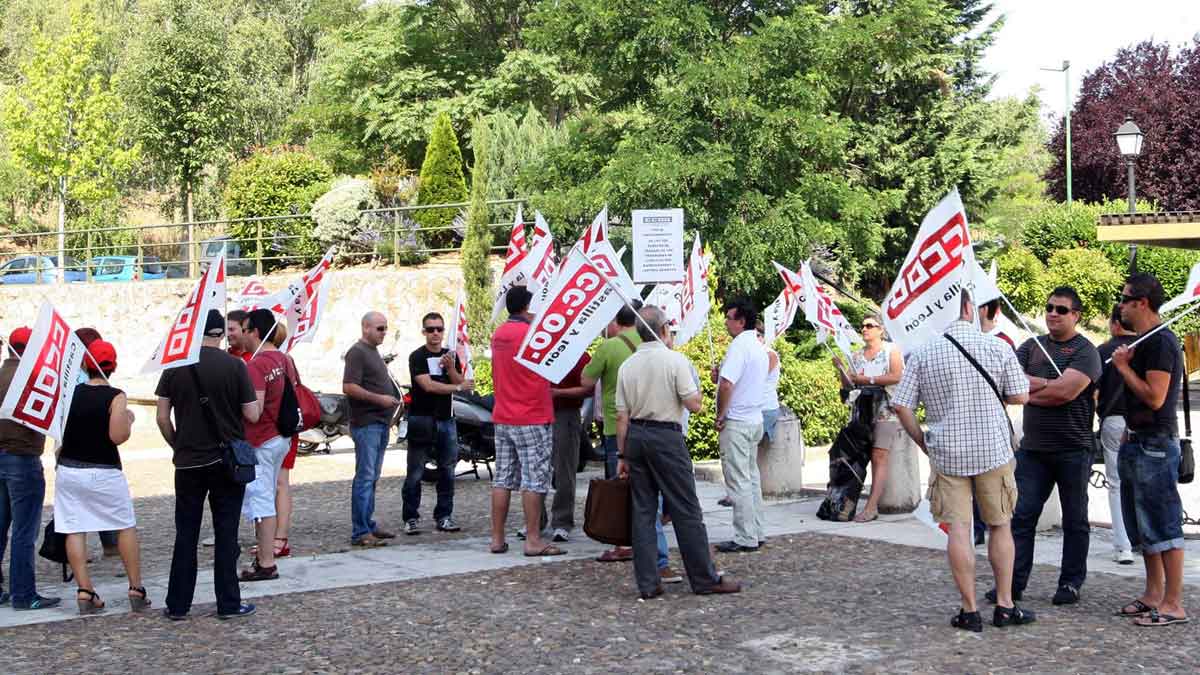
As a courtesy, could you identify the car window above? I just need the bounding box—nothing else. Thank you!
[63,256,84,272]
[143,257,163,274]
[203,241,225,257]
[97,259,125,276]
[1,258,27,273]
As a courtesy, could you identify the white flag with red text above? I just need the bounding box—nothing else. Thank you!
[674,235,711,347]
[283,247,335,352]
[447,290,474,381]
[515,239,637,383]
[578,206,608,254]
[644,283,684,327]
[1160,260,1200,314]
[492,205,535,323]
[0,301,86,444]
[142,255,227,373]
[762,288,799,345]
[800,261,859,358]
[881,189,976,354]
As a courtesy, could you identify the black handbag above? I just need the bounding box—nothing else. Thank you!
[188,366,256,484]
[1180,438,1195,484]
[38,519,73,582]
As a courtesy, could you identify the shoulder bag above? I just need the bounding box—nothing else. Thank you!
[945,334,1018,451]
[583,477,632,546]
[188,365,256,484]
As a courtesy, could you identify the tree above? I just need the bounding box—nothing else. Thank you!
[1043,248,1123,322]
[123,0,233,224]
[461,118,494,344]
[224,146,332,262]
[1045,40,1200,211]
[415,112,468,248]
[1,5,138,276]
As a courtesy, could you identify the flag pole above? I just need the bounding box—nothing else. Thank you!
[1104,296,1200,364]
[997,292,1063,377]
[249,313,281,360]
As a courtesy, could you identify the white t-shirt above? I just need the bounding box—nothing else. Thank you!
[719,330,769,424]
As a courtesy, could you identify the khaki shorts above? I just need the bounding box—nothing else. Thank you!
[872,420,905,451]
[928,459,1017,526]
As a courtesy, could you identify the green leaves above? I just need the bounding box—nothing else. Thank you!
[415,112,468,248]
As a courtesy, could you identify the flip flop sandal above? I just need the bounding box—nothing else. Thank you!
[77,588,106,615]
[1115,599,1155,617]
[490,543,509,554]
[1135,610,1191,627]
[525,545,567,557]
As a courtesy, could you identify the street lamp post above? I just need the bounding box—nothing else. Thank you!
[1114,115,1144,272]
[1042,61,1072,205]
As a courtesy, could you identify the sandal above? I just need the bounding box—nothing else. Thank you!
[128,586,152,612]
[249,538,290,558]
[950,608,982,633]
[853,510,878,523]
[1115,599,1155,617]
[525,545,567,557]
[239,559,279,582]
[1135,609,1191,627]
[490,542,509,554]
[77,588,106,615]
[596,548,634,563]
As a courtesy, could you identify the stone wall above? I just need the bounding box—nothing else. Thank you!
[0,255,498,397]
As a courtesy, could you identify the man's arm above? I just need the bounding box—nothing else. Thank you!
[243,400,262,423]
[616,409,630,479]
[156,397,175,446]
[1026,369,1092,406]
[553,372,597,399]
[414,374,466,395]
[343,382,400,408]
[894,405,926,454]
[681,391,702,413]
[715,378,733,430]
[1112,343,1174,410]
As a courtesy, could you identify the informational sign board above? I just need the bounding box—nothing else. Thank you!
[631,209,685,284]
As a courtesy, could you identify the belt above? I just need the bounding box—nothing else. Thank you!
[631,419,682,432]
[1128,430,1177,440]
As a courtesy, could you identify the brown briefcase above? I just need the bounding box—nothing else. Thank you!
[583,478,632,546]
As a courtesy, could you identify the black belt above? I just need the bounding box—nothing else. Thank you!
[1128,430,1177,440]
[631,419,682,432]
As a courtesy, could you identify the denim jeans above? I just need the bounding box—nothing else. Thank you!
[602,434,619,480]
[351,423,390,540]
[1011,449,1091,594]
[0,454,46,605]
[402,416,457,522]
[1119,433,1185,555]
[166,461,245,616]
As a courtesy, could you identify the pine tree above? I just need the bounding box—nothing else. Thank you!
[462,118,495,345]
[415,112,468,247]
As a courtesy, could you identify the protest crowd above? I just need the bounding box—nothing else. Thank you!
[0,194,1191,636]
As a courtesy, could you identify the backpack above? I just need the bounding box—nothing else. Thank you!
[272,352,319,436]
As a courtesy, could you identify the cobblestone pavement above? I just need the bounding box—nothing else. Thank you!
[5,531,1198,674]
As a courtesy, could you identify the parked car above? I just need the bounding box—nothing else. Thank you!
[163,236,255,279]
[89,255,166,282]
[0,255,86,284]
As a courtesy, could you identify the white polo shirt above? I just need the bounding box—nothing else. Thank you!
[719,330,768,424]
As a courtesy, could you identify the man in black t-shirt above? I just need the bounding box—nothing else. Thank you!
[1096,304,1137,565]
[403,312,470,535]
[997,287,1100,608]
[1111,273,1189,626]
[155,309,260,620]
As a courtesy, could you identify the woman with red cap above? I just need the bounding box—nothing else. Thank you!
[54,339,150,614]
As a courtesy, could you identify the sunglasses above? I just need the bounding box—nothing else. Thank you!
[1045,303,1077,316]
[861,324,880,330]
[424,326,445,333]
[374,326,388,332]
[1119,294,1144,305]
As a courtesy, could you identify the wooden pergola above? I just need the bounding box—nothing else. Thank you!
[1097,211,1200,250]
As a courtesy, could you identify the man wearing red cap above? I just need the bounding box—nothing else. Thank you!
[0,327,60,610]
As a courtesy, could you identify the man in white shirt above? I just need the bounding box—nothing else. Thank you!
[712,298,769,553]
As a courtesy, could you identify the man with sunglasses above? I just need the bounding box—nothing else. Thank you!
[1111,274,1188,627]
[994,287,1101,608]
[404,312,470,535]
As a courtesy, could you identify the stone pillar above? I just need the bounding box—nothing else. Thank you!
[878,431,921,514]
[757,409,805,496]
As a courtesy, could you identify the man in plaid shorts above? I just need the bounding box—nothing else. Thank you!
[488,287,566,557]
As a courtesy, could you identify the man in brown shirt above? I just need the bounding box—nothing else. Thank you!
[0,327,59,610]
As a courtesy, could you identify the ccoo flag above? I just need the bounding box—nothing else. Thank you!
[143,254,227,373]
[0,301,87,444]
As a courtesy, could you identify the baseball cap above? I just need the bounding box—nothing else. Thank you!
[8,326,31,350]
[87,339,117,374]
[204,309,225,337]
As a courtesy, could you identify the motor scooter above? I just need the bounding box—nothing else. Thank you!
[297,336,408,455]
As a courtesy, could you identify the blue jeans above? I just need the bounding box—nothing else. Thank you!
[402,417,458,522]
[1119,434,1185,554]
[351,423,390,540]
[1011,449,1091,594]
[655,496,669,570]
[603,435,619,479]
[0,454,45,604]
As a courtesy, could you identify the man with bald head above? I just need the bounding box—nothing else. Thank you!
[343,311,402,546]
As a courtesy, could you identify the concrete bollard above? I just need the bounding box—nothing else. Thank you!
[878,426,921,514]
[757,408,805,496]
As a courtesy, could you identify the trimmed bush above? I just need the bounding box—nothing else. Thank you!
[311,177,380,260]
[1043,248,1124,322]
[995,245,1046,316]
[225,147,333,262]
[415,112,467,248]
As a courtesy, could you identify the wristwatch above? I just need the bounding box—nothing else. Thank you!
[869,375,876,385]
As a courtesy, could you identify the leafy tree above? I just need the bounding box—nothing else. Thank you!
[461,118,494,343]
[995,246,1046,316]
[0,4,138,268]
[415,112,468,248]
[224,146,332,261]
[1043,248,1123,322]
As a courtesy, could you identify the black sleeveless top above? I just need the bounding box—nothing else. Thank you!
[60,384,123,469]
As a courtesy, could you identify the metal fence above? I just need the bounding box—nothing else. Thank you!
[0,198,526,283]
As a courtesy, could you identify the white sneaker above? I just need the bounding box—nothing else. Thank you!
[1114,550,1135,565]
[552,528,570,543]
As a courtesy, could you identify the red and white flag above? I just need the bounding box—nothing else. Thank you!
[882,189,976,354]
[447,290,474,380]
[234,279,270,310]
[0,301,87,444]
[800,261,859,358]
[142,255,227,373]
[578,206,608,254]
[283,247,335,352]
[644,283,683,327]
[491,205,535,323]
[762,289,799,344]
[525,211,558,313]
[674,235,711,347]
[1160,260,1200,314]
[515,239,637,383]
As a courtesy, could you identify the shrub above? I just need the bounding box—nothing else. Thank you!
[470,358,492,394]
[777,351,848,446]
[415,112,467,248]
[1043,248,1124,322]
[224,147,333,262]
[311,177,380,260]
[1020,202,1105,262]
[995,246,1046,316]
[462,118,494,342]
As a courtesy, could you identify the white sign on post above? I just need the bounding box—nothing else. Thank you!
[631,209,685,284]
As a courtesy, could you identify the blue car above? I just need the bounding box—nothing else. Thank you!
[0,255,86,284]
[90,256,166,282]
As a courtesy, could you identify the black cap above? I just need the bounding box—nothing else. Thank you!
[204,309,225,337]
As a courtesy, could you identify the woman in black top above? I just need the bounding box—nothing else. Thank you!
[54,340,150,614]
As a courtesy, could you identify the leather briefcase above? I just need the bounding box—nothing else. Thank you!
[583,478,632,546]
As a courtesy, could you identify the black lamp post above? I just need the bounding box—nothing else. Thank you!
[1114,115,1144,272]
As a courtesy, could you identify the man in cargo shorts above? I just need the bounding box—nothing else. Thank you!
[892,290,1036,633]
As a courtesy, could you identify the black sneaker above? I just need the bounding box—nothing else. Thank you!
[1052,584,1080,606]
[405,519,421,536]
[985,588,1022,604]
[714,541,759,553]
[13,594,61,611]
[217,603,256,620]
[436,518,461,532]
[951,609,983,633]
[0,590,9,606]
[993,604,1037,627]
